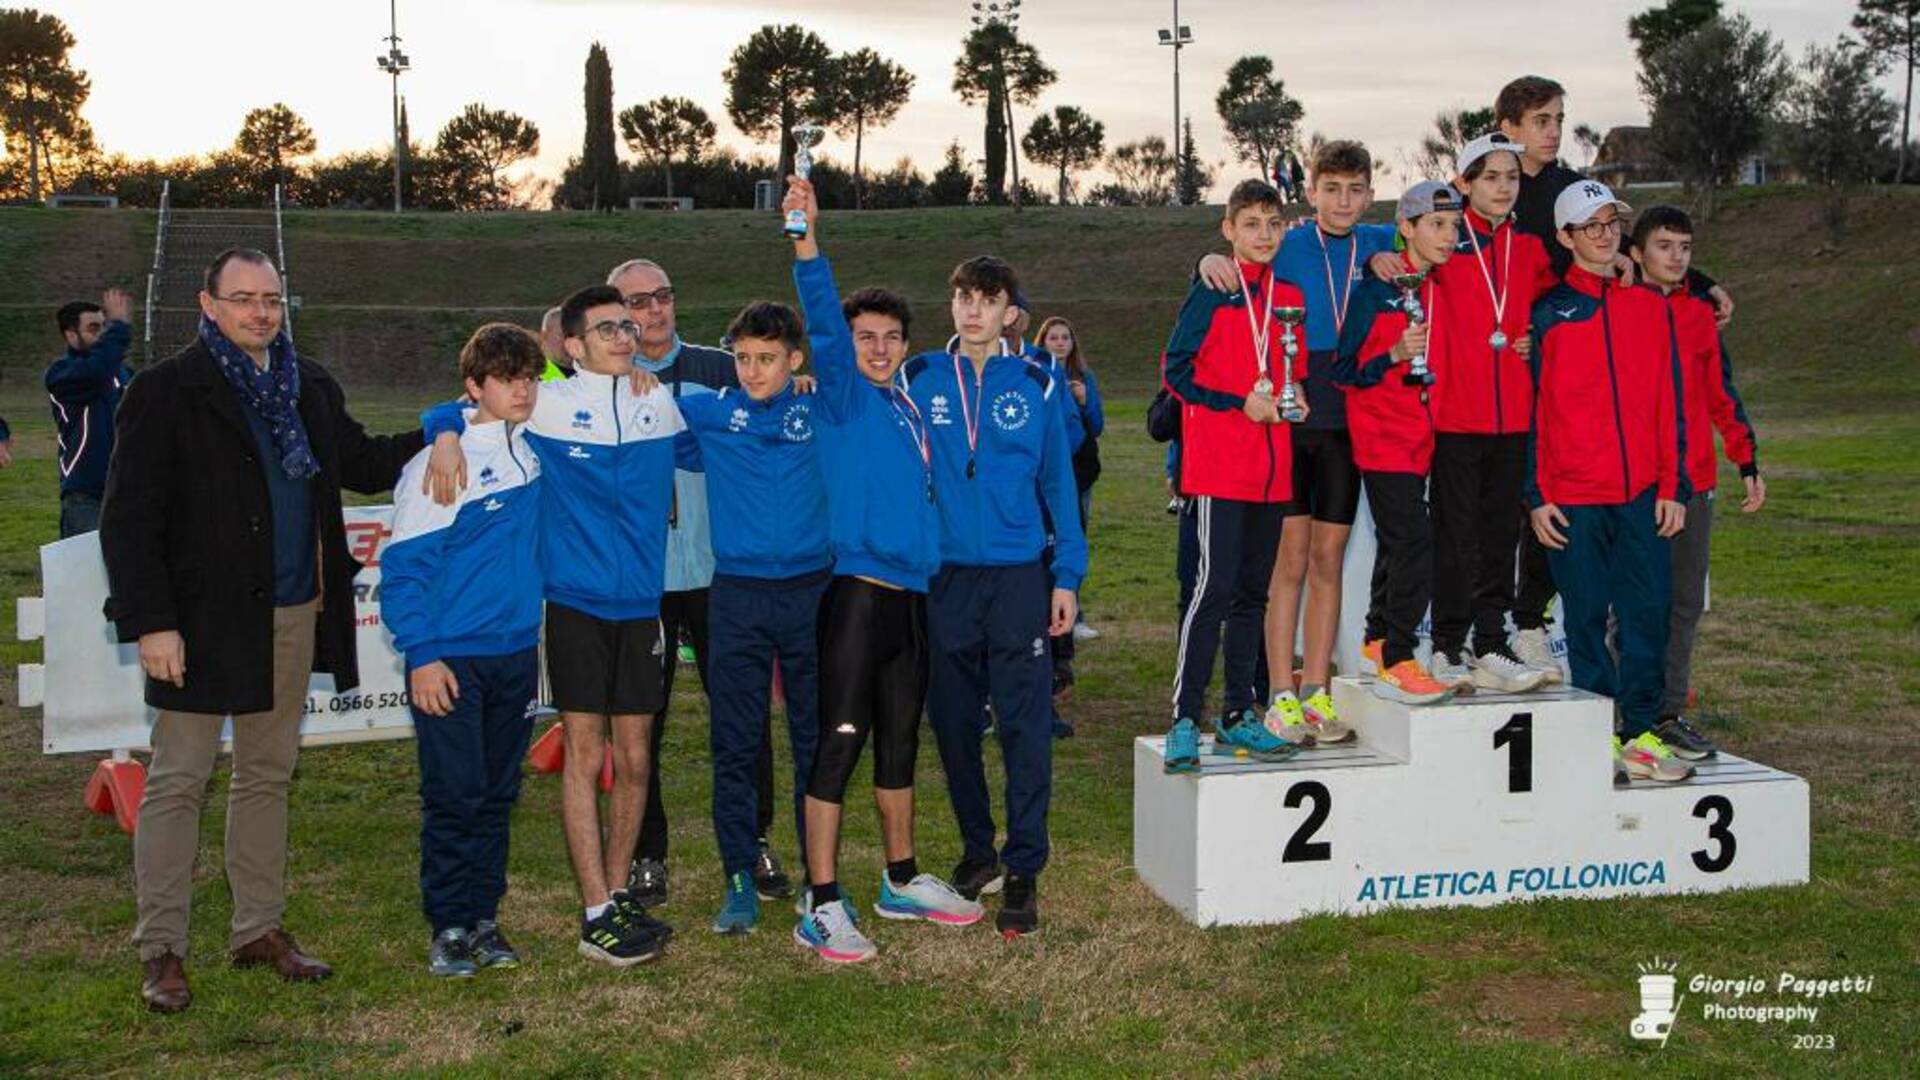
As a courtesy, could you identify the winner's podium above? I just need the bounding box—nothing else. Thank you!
[1133,678,1808,926]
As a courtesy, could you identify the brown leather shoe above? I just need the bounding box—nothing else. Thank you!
[231,929,333,982]
[141,951,192,1013]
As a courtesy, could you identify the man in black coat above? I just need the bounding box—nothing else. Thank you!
[100,247,424,1013]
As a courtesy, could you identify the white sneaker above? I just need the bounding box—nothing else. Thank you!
[875,872,985,926]
[1512,628,1564,685]
[1429,650,1476,693]
[1471,649,1548,693]
[793,899,876,964]
[1072,621,1100,642]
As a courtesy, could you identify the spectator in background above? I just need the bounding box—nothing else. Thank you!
[46,289,135,537]
[1272,156,1293,203]
[0,414,11,467]
[1037,316,1104,641]
[538,304,573,381]
[100,246,424,1014]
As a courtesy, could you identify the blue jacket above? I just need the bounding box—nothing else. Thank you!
[901,344,1086,589]
[793,255,941,593]
[1276,221,1397,430]
[424,369,690,620]
[44,320,134,496]
[678,380,832,580]
[637,338,737,592]
[0,415,8,442]
[948,335,1085,454]
[384,419,543,668]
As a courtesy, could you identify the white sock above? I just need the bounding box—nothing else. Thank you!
[585,900,612,921]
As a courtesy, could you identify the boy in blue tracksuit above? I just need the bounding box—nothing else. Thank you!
[608,257,789,907]
[902,255,1085,938]
[385,324,546,977]
[44,289,135,537]
[673,300,833,935]
[782,179,985,964]
[422,285,691,968]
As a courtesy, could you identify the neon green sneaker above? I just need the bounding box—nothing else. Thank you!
[1621,731,1695,783]
[1301,689,1354,745]
[1262,692,1316,747]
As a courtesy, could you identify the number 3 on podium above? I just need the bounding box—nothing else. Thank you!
[1692,794,1736,873]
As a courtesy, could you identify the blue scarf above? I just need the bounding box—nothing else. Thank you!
[199,316,319,481]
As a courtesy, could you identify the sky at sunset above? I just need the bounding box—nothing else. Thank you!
[40,1,1869,199]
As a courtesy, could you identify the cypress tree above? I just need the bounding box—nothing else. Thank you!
[583,42,621,210]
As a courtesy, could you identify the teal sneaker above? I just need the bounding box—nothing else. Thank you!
[1214,708,1301,762]
[711,870,760,935]
[1164,717,1201,774]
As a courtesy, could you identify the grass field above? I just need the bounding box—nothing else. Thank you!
[1,187,1916,1076]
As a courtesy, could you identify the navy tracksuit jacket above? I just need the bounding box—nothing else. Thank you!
[45,320,134,497]
[902,343,1085,877]
[678,381,832,877]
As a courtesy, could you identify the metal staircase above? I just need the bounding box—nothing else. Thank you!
[143,182,292,362]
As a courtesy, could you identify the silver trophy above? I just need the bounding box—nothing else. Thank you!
[1275,305,1307,422]
[1392,271,1433,387]
[783,124,826,240]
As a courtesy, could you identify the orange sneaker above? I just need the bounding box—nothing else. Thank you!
[1373,659,1456,705]
[1362,638,1385,675]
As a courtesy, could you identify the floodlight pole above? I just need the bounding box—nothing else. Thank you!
[377,0,410,213]
[1159,2,1193,184]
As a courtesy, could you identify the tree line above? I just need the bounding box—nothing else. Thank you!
[2,3,1914,212]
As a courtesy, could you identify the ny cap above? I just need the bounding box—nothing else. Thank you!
[1554,179,1633,231]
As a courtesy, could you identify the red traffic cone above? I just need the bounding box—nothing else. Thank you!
[84,756,147,835]
[527,721,566,773]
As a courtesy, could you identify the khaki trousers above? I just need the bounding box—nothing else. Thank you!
[132,600,316,960]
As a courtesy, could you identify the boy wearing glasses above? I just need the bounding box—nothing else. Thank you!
[605,259,794,909]
[1527,182,1693,785]
[423,285,691,965]
[669,299,832,936]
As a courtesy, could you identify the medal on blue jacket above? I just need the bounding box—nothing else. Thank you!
[951,340,1011,480]
[889,385,933,503]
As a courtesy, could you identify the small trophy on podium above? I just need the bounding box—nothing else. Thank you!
[783,124,826,240]
[1275,305,1307,423]
[1392,271,1433,387]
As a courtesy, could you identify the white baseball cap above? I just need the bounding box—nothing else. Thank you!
[1456,132,1524,177]
[1553,179,1633,231]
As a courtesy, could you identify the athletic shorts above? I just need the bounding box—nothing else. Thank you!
[1281,427,1361,525]
[544,600,668,715]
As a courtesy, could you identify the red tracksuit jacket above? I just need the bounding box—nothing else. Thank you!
[1161,262,1305,503]
[1332,264,1440,476]
[1663,286,1758,494]
[1429,209,1559,436]
[1526,266,1687,508]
